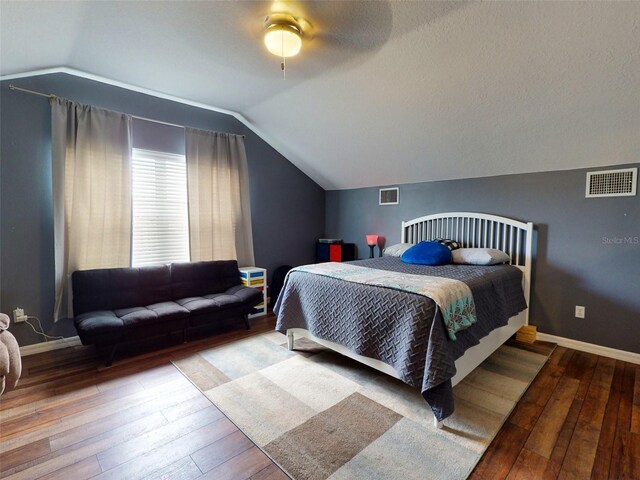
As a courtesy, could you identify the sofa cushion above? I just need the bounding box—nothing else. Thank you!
[146,302,191,322]
[176,295,239,314]
[73,265,172,316]
[114,307,158,327]
[76,300,190,344]
[203,293,242,309]
[223,285,263,304]
[74,311,124,345]
[120,302,190,341]
[171,260,241,299]
[177,285,262,315]
[175,297,218,314]
[114,301,190,327]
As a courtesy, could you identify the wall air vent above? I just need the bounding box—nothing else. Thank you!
[585,168,637,198]
[379,187,399,205]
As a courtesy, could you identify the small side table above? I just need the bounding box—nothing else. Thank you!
[239,267,267,318]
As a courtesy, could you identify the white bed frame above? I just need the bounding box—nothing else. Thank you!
[286,212,534,428]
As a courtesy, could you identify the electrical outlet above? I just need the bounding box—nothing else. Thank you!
[13,308,26,323]
[575,306,586,319]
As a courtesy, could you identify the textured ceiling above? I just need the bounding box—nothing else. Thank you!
[1,1,639,190]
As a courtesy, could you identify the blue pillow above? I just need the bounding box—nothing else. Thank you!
[401,241,452,266]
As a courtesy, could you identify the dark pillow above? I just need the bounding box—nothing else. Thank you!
[401,241,452,266]
[434,238,461,251]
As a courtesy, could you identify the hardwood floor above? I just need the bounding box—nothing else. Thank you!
[470,345,640,479]
[1,316,638,479]
[0,316,288,480]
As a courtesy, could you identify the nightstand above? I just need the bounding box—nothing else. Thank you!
[239,267,267,318]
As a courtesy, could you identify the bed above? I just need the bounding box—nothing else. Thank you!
[274,212,534,428]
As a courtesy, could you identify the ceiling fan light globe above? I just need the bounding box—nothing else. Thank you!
[264,25,302,58]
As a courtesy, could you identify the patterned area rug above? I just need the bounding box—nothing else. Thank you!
[173,332,551,480]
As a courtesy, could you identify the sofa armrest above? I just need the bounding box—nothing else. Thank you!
[0,330,22,394]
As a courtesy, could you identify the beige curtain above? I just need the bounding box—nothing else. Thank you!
[52,98,133,321]
[185,128,254,267]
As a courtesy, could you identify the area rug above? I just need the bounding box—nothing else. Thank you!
[173,331,551,480]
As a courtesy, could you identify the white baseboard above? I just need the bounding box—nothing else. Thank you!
[20,336,82,357]
[537,332,640,365]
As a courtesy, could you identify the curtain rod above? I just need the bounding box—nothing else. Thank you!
[8,84,246,137]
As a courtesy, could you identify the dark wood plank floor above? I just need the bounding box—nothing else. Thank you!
[0,316,288,480]
[470,344,640,479]
[1,315,637,479]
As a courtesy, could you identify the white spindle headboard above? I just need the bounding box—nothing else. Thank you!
[401,212,534,323]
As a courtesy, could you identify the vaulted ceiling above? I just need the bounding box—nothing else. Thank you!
[1,1,639,190]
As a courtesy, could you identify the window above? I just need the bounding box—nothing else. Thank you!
[131,148,190,267]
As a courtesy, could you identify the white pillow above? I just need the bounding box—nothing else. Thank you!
[382,243,414,257]
[451,248,510,265]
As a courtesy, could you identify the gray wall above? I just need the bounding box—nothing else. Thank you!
[326,165,640,354]
[0,73,325,346]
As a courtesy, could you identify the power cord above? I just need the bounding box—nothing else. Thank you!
[24,316,69,344]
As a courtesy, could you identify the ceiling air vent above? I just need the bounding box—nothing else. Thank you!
[585,168,637,198]
[379,187,399,205]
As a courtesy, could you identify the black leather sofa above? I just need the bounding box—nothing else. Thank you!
[72,260,262,365]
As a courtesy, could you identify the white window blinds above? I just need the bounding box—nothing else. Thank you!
[131,148,190,267]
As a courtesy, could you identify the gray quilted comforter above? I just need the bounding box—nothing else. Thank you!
[274,256,527,421]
